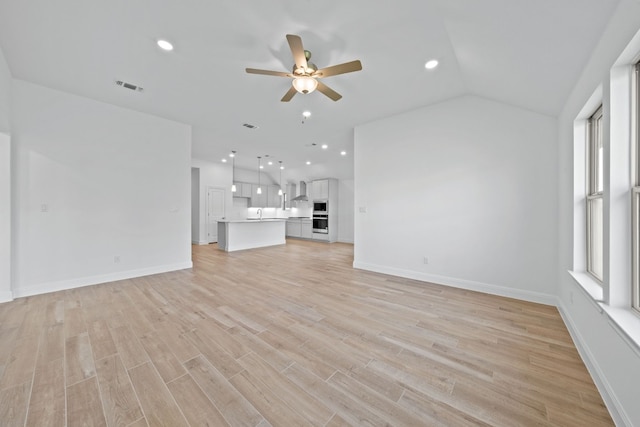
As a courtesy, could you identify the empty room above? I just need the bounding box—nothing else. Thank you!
[0,1,639,426]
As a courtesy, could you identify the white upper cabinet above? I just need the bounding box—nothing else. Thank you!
[312,179,329,200]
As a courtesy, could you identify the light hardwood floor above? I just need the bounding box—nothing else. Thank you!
[0,239,612,426]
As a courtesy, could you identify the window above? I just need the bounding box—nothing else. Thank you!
[633,62,640,312]
[587,105,604,282]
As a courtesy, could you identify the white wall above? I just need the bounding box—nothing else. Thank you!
[11,79,192,297]
[191,158,233,244]
[338,179,354,243]
[557,1,640,425]
[0,44,10,132]
[0,133,10,302]
[0,45,11,302]
[354,95,558,303]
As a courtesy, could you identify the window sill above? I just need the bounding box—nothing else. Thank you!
[568,270,604,303]
[568,270,640,357]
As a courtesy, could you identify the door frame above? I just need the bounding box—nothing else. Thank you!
[206,186,225,244]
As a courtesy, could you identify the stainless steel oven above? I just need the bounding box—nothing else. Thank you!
[312,214,328,234]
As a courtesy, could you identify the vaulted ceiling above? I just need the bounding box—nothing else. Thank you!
[0,0,620,181]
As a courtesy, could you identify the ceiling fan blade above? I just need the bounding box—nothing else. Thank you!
[286,34,308,70]
[246,68,292,77]
[281,85,297,102]
[316,81,342,101]
[315,60,363,78]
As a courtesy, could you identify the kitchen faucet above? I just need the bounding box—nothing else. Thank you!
[257,208,262,220]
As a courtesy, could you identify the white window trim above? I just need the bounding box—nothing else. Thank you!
[633,61,640,313]
[587,105,604,283]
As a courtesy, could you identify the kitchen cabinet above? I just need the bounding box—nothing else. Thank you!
[250,184,266,207]
[301,219,312,239]
[285,183,296,208]
[286,218,312,239]
[310,178,338,243]
[233,182,252,198]
[286,220,302,238]
[312,179,329,200]
[268,185,281,208]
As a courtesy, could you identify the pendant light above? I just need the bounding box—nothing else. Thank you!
[230,151,237,193]
[278,161,283,196]
[256,156,262,194]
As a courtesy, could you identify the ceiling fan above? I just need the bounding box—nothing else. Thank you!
[246,34,362,102]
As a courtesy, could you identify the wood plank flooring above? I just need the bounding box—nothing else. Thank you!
[0,239,613,426]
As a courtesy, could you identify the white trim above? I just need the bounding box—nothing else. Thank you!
[192,240,209,245]
[11,261,193,299]
[0,291,13,303]
[337,238,354,244]
[557,301,632,427]
[352,261,557,306]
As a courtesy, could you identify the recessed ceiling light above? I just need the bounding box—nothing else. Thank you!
[306,161,311,165]
[302,111,311,118]
[268,161,273,165]
[340,151,347,156]
[425,59,439,70]
[157,39,174,51]
[222,158,227,163]
[321,144,328,149]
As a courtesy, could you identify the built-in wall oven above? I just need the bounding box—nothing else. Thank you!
[312,214,329,234]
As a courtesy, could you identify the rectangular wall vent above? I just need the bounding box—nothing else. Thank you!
[115,80,144,92]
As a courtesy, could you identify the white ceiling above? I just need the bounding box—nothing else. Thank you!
[0,0,620,182]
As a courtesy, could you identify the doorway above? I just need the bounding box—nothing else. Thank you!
[206,187,225,243]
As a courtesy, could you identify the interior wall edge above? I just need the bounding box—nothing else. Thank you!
[352,261,557,307]
[10,261,193,299]
[557,301,631,427]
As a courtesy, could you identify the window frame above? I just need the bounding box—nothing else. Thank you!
[587,105,604,282]
[632,61,640,312]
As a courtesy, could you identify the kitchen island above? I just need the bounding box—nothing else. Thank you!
[217,219,286,252]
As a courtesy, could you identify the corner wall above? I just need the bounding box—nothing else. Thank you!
[0,45,11,302]
[557,1,640,425]
[11,79,192,297]
[338,179,354,243]
[354,95,558,304]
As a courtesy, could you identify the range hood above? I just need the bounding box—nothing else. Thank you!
[291,181,308,201]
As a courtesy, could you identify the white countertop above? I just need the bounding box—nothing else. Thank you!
[218,218,287,223]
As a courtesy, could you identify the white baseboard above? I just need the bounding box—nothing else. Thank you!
[337,238,354,244]
[12,261,193,299]
[556,301,630,427]
[0,290,13,303]
[192,240,209,245]
[352,261,557,306]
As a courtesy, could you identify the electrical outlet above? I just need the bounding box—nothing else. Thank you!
[423,256,429,264]
[114,256,120,264]
[41,204,48,212]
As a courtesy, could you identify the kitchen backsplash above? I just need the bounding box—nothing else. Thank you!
[246,206,312,219]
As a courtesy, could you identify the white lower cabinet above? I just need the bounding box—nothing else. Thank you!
[287,219,313,239]
[301,220,312,239]
[286,220,302,238]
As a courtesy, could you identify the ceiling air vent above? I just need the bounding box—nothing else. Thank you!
[242,123,259,129]
[115,80,144,92]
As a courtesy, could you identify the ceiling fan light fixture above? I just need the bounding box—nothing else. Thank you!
[292,76,318,94]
